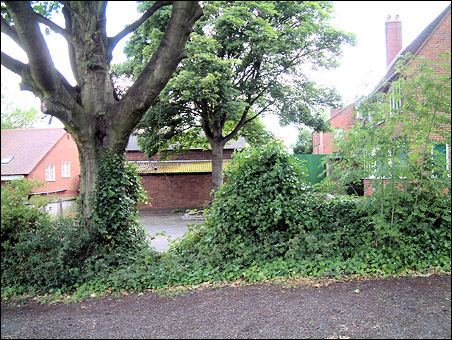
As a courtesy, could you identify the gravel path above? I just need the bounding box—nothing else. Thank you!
[1,274,450,339]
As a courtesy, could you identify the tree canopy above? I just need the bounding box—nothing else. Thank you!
[116,1,355,192]
[292,128,314,154]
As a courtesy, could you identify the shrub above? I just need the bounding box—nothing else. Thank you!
[168,141,450,285]
[1,217,89,294]
[1,153,157,296]
[1,179,52,253]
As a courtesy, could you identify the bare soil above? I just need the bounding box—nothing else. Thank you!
[1,273,450,339]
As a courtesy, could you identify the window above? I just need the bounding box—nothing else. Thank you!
[389,84,402,117]
[432,143,450,176]
[45,164,55,181]
[62,162,71,177]
[1,156,14,164]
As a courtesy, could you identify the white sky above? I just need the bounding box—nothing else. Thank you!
[1,1,450,150]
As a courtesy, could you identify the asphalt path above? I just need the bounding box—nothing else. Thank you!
[1,274,450,339]
[139,213,204,252]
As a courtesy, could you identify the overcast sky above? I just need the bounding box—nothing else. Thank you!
[1,1,450,150]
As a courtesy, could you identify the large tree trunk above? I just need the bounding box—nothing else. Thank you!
[2,1,202,226]
[76,137,111,219]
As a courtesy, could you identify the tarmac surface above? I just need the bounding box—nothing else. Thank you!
[139,212,204,252]
[1,274,450,339]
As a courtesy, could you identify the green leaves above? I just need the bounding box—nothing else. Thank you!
[118,1,354,161]
[90,151,148,252]
[328,53,451,205]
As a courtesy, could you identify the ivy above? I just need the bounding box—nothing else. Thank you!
[89,151,149,253]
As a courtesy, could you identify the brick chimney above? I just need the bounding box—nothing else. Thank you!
[385,14,402,67]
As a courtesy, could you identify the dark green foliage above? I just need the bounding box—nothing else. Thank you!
[89,151,149,253]
[162,142,450,284]
[2,145,450,299]
[1,179,51,253]
[1,153,155,296]
[1,217,90,294]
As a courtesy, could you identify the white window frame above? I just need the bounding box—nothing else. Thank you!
[45,164,55,181]
[445,143,450,172]
[389,85,402,117]
[61,161,71,178]
[431,143,450,177]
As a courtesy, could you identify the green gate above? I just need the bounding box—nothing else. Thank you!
[293,154,327,185]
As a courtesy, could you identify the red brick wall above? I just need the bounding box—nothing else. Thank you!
[413,7,451,171]
[28,132,80,197]
[312,104,356,154]
[364,179,374,196]
[138,173,213,213]
[414,8,450,64]
[127,148,236,213]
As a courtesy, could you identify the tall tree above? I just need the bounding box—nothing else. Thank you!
[292,128,313,154]
[117,1,354,193]
[1,2,202,220]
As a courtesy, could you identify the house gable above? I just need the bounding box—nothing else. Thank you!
[28,132,80,197]
[313,5,451,155]
[1,128,65,176]
[1,128,80,197]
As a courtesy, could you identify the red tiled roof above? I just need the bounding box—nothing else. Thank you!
[1,128,66,176]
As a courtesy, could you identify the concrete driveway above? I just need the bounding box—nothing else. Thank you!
[139,213,204,252]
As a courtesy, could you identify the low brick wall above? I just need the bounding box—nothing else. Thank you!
[138,173,213,214]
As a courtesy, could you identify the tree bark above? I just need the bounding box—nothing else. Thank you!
[2,1,203,222]
[211,140,226,194]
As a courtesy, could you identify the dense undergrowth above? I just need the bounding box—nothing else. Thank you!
[1,142,450,302]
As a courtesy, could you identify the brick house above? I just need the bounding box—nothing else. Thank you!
[313,5,451,194]
[126,135,246,213]
[312,104,356,155]
[1,128,80,198]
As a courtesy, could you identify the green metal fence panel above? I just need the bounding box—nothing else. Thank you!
[293,154,327,184]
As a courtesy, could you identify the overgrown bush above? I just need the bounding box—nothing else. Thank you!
[1,153,157,296]
[165,141,450,285]
[2,144,450,299]
[1,217,88,294]
[1,179,52,254]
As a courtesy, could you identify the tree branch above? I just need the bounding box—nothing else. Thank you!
[224,103,252,143]
[1,51,26,75]
[106,1,172,60]
[109,1,203,151]
[33,11,73,41]
[1,17,23,48]
[3,2,81,129]
[62,4,79,81]
[5,1,59,95]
